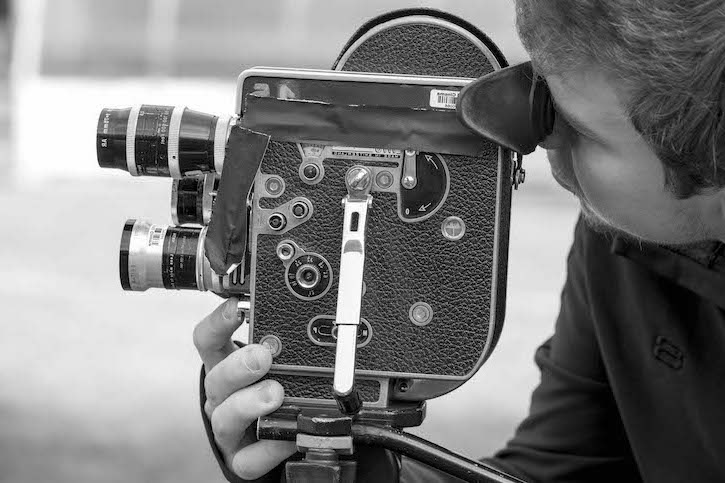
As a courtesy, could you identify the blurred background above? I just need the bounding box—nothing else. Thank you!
[0,1,580,481]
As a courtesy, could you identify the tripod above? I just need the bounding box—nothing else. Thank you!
[259,403,524,483]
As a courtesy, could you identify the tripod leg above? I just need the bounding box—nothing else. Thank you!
[285,449,356,483]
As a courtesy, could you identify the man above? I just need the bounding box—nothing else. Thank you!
[193,1,725,481]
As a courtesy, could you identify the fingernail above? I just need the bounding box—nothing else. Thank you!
[223,298,237,320]
[243,347,263,372]
[259,381,280,404]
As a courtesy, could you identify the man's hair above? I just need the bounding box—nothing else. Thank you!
[516,0,725,198]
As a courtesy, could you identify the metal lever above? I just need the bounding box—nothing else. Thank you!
[333,166,373,415]
[401,149,417,189]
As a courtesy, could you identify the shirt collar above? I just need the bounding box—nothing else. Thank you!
[611,237,725,309]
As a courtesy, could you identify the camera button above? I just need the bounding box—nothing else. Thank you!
[409,302,434,326]
[441,216,466,241]
[259,335,282,357]
[375,170,394,189]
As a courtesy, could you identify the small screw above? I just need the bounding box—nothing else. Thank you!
[265,176,284,196]
[291,200,309,218]
[268,213,286,231]
[276,242,294,261]
[376,171,394,189]
[409,302,434,326]
[302,164,319,180]
[398,380,409,393]
[401,175,416,189]
[346,166,372,192]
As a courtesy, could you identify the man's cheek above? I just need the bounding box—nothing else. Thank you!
[573,145,652,229]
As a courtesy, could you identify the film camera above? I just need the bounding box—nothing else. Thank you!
[98,66,514,410]
[96,9,553,483]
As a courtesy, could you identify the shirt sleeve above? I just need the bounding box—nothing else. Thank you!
[486,217,641,482]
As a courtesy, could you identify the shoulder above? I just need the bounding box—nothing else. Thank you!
[567,217,671,301]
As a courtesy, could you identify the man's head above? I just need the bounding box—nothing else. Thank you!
[515,0,725,245]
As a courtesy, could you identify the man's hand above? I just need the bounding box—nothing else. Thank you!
[194,297,297,480]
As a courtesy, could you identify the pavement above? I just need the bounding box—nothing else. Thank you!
[0,154,580,481]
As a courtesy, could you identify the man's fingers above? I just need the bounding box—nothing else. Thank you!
[204,344,273,409]
[230,440,298,480]
[210,379,285,452]
[193,297,242,370]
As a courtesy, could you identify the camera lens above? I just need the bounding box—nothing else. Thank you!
[120,220,203,291]
[119,220,245,294]
[97,105,232,178]
[171,174,217,226]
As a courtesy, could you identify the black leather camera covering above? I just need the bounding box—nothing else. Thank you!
[334,8,512,379]
[247,9,513,388]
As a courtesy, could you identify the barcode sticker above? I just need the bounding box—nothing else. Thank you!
[429,89,459,109]
[149,225,166,247]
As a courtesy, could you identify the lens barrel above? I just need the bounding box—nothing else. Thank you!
[119,220,245,294]
[171,174,218,226]
[97,105,232,178]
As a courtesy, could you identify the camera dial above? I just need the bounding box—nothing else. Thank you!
[285,253,332,300]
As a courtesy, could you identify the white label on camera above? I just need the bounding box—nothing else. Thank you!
[430,89,459,109]
[148,225,167,247]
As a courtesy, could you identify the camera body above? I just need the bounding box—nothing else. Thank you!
[99,65,513,410]
[238,68,511,407]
